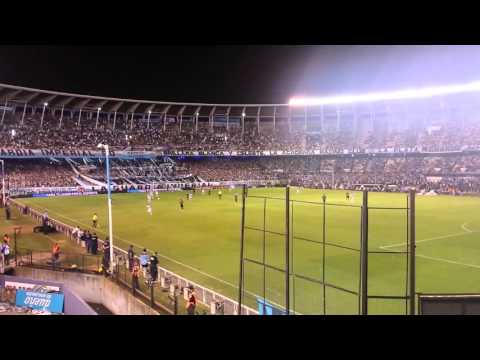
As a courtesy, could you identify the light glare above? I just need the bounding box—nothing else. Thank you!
[289,80,480,106]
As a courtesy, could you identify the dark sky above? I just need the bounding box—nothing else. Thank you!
[1,45,480,104]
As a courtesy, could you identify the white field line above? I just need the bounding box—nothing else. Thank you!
[416,254,480,270]
[26,203,296,313]
[379,222,480,270]
[461,223,474,233]
[380,223,477,250]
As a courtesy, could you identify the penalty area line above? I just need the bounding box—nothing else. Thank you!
[380,223,477,250]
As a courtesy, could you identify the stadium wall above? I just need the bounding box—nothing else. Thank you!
[14,267,160,315]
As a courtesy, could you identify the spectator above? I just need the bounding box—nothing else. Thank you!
[186,285,197,315]
[102,238,110,274]
[1,240,10,266]
[127,245,135,271]
[149,251,159,282]
[131,259,140,293]
[139,249,149,278]
[91,232,98,255]
[52,243,60,265]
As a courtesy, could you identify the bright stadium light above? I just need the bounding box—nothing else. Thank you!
[148,110,152,114]
[289,80,480,106]
[43,102,48,107]
[97,107,102,111]
[242,112,246,117]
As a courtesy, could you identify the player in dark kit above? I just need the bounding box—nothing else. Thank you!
[346,192,350,201]
[208,189,211,196]
[179,198,184,210]
[234,194,238,203]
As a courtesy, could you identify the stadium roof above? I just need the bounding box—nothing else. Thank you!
[0,83,288,117]
[1,81,478,119]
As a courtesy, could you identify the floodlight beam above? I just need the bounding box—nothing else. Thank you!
[289,80,480,107]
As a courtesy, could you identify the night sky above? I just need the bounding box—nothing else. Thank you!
[1,45,480,104]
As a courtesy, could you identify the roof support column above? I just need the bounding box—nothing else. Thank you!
[1,100,7,126]
[353,105,358,140]
[130,113,134,130]
[304,106,307,132]
[147,111,151,129]
[273,106,276,131]
[179,115,183,133]
[58,105,64,129]
[320,105,325,133]
[336,106,340,132]
[288,107,291,133]
[77,109,82,127]
[95,107,101,129]
[21,103,27,126]
[163,113,167,132]
[241,107,246,140]
[226,106,231,132]
[194,106,201,135]
[257,107,261,134]
[113,112,117,130]
[208,107,215,133]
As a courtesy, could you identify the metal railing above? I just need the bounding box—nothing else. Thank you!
[10,199,258,315]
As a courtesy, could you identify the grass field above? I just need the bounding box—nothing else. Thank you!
[17,187,480,314]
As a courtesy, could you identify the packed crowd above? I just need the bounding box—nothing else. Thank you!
[5,160,76,188]
[178,155,480,194]
[1,111,480,153]
[3,154,480,194]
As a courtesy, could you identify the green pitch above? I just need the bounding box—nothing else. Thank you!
[18,188,480,314]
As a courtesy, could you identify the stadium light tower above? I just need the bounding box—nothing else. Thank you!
[97,143,114,274]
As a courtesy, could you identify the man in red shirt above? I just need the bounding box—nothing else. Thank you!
[186,285,197,315]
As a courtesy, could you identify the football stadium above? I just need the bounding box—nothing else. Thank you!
[1,46,480,315]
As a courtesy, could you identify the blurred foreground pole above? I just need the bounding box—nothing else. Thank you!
[409,189,416,315]
[237,184,246,314]
[285,186,290,315]
[360,190,368,315]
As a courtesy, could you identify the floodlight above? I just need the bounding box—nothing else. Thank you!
[43,102,48,107]
[97,107,101,111]
[148,110,152,114]
[242,112,246,117]
[289,80,480,107]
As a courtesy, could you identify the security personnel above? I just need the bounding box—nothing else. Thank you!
[91,233,98,255]
[149,252,159,282]
[85,231,92,253]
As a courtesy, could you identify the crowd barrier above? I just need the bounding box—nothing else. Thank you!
[9,199,258,315]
